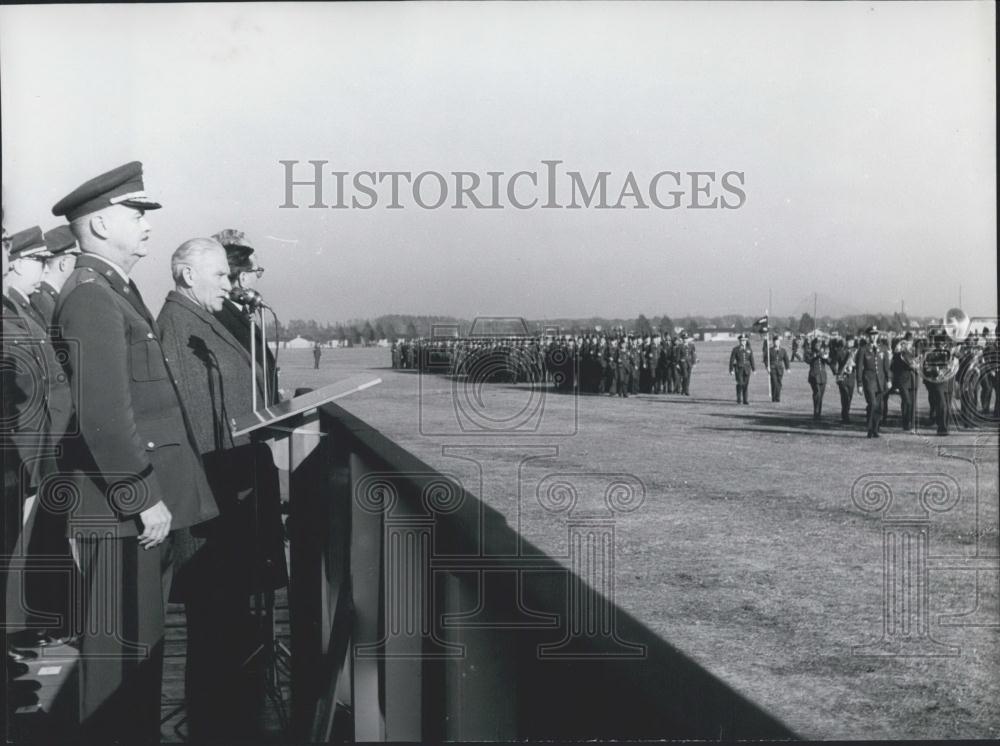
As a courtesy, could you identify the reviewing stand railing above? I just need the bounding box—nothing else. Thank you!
[284,402,797,742]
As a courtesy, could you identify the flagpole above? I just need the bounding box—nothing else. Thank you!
[765,309,772,401]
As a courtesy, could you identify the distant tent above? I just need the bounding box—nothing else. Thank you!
[285,335,313,349]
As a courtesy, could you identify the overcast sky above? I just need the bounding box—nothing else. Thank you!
[2,2,995,322]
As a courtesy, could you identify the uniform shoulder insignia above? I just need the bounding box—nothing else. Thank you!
[80,277,96,284]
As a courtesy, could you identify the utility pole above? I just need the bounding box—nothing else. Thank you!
[959,284,963,308]
[814,292,818,332]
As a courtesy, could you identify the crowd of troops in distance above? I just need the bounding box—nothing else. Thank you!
[392,332,699,397]
[391,325,1000,438]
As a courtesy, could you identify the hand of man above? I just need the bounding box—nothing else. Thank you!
[138,500,172,549]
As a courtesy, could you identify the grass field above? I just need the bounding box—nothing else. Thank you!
[278,342,998,740]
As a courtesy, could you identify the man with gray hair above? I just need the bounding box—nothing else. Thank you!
[158,237,288,740]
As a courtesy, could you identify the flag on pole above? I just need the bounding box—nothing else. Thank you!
[757,311,772,400]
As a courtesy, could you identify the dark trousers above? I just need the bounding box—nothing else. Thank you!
[665,366,676,393]
[864,387,883,435]
[615,367,629,397]
[769,370,783,401]
[23,494,77,638]
[809,379,826,419]
[837,380,854,422]
[734,371,750,403]
[679,364,691,395]
[899,382,915,430]
[75,534,173,745]
[927,382,952,433]
[184,587,259,740]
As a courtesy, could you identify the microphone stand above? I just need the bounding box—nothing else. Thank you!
[243,299,289,731]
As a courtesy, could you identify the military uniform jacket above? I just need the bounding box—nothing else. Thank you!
[831,347,855,384]
[30,281,60,329]
[53,255,218,537]
[890,349,918,389]
[2,289,73,490]
[729,345,755,373]
[804,348,832,385]
[855,346,888,393]
[764,347,789,372]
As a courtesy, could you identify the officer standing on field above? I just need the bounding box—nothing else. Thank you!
[729,334,755,404]
[763,335,790,402]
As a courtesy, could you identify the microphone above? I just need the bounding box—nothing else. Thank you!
[230,287,268,310]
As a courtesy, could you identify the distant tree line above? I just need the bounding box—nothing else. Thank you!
[269,311,933,344]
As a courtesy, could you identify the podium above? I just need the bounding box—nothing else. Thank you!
[230,375,382,439]
[228,375,381,732]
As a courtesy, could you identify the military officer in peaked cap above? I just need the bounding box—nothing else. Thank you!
[30,225,81,327]
[856,325,889,438]
[3,227,76,642]
[212,228,280,404]
[51,162,218,743]
[729,333,755,404]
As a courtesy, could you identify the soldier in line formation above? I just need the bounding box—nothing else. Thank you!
[391,332,699,397]
[391,327,999,435]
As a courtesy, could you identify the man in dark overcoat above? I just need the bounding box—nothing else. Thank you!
[157,237,288,740]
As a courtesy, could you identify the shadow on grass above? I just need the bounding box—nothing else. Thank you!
[701,410,869,438]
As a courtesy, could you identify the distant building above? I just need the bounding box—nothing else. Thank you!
[285,335,314,349]
[697,327,740,342]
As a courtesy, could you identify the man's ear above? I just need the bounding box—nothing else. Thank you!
[89,214,110,240]
[179,264,196,288]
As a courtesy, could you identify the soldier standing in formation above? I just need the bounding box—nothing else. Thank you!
[763,335,790,402]
[728,334,755,404]
[677,331,697,395]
